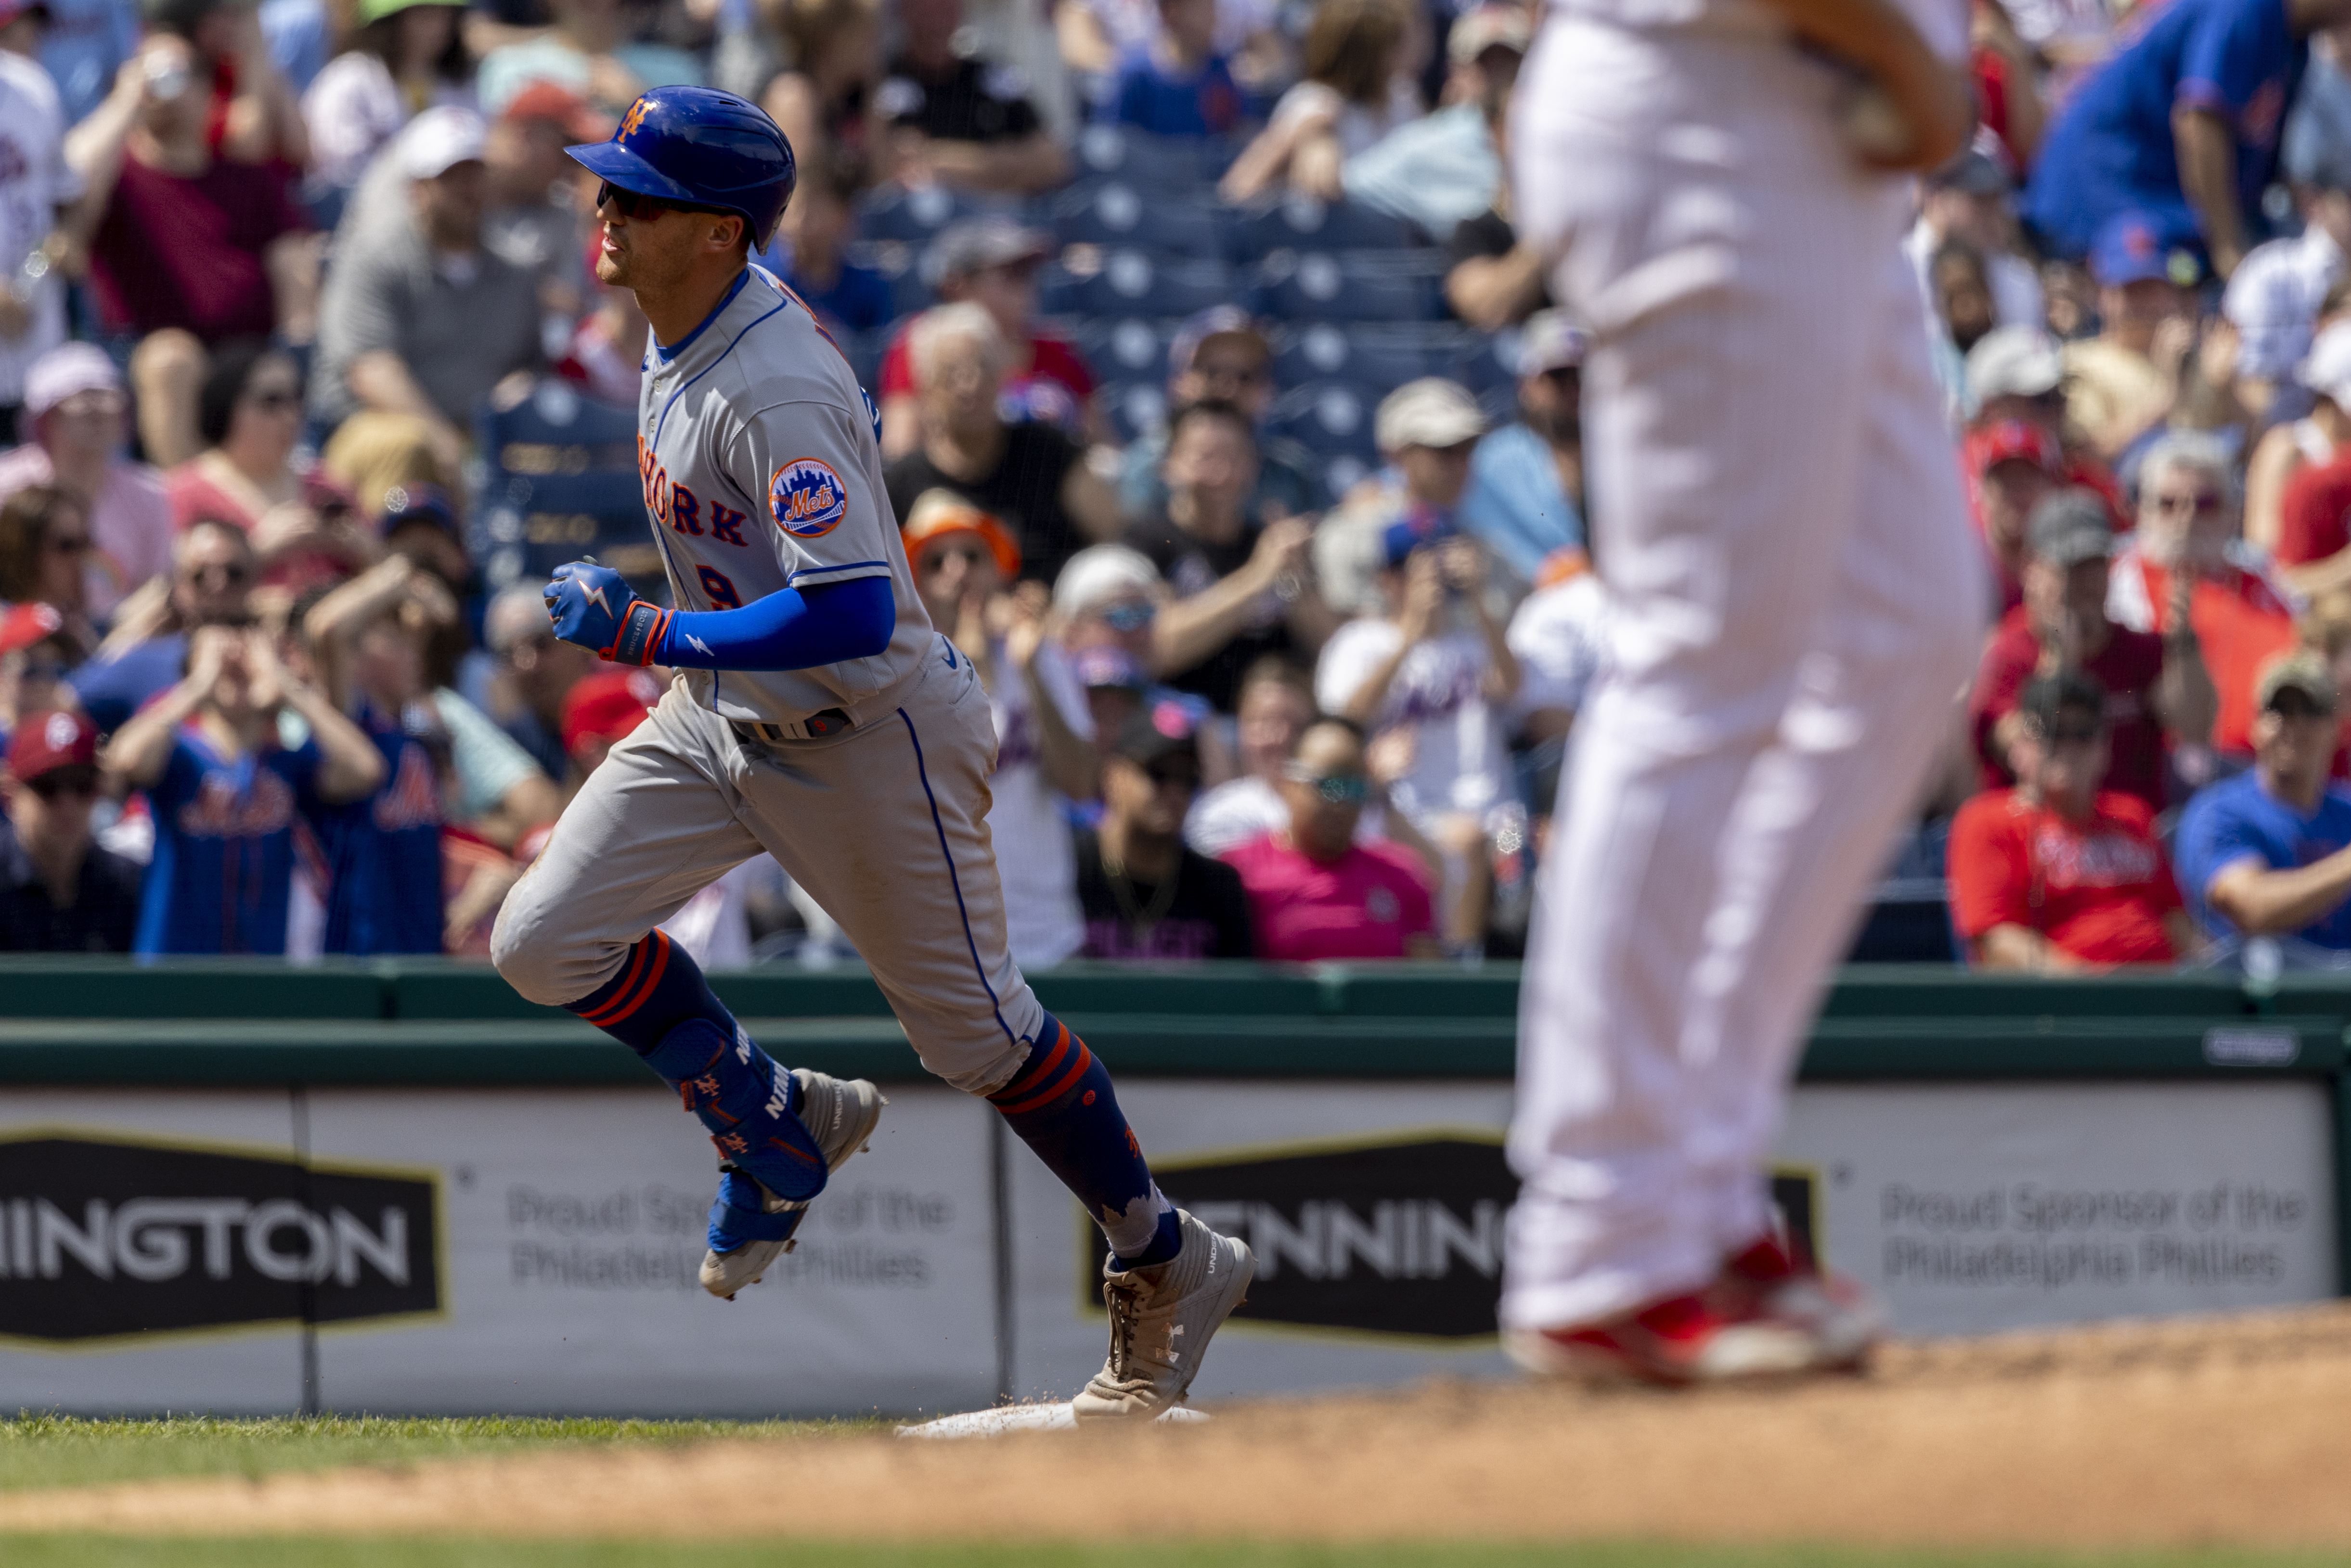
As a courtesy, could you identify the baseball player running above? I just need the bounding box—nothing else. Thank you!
[490,87,1253,1418]
[1499,0,1986,1379]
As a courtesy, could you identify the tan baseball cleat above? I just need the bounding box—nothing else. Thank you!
[1072,1208,1256,1420]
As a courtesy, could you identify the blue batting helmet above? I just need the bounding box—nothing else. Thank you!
[567,86,796,249]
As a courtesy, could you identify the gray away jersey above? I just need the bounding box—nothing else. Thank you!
[634,264,932,723]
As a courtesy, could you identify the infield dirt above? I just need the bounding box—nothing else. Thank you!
[8,1304,2351,1548]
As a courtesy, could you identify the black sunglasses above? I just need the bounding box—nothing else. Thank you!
[596,181,735,225]
[29,770,97,801]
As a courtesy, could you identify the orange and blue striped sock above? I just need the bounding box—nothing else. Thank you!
[991,1011,1180,1269]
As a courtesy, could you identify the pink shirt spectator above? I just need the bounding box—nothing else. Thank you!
[0,443,170,616]
[1221,831,1435,962]
[87,158,308,341]
[165,460,359,595]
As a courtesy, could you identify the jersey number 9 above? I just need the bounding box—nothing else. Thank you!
[698,566,743,609]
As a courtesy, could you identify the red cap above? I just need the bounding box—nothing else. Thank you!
[0,601,62,655]
[562,669,661,758]
[504,81,610,143]
[1964,419,2063,476]
[8,707,96,783]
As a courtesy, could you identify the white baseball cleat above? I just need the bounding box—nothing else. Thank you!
[1071,1208,1256,1421]
[698,1068,885,1300]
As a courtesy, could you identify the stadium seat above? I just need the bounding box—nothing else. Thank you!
[471,378,649,597]
[855,181,1016,245]
[1070,123,1216,192]
[1232,193,1421,259]
[1072,316,1183,384]
[1269,380,1382,462]
[1045,179,1227,262]
[844,239,934,319]
[1254,250,1445,322]
[1063,249,1237,318]
[1098,380,1173,444]
[1270,322,1447,393]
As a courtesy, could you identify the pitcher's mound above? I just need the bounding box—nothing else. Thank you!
[10,1303,2351,1546]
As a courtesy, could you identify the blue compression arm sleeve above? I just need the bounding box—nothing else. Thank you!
[651,576,896,670]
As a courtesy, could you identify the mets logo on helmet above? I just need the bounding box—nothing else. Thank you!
[771,458,848,538]
[620,98,651,139]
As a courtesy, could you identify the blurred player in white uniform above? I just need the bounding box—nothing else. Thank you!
[1501,0,1986,1379]
[491,87,1252,1418]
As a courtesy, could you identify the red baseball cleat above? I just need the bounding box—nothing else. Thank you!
[1503,1239,1885,1386]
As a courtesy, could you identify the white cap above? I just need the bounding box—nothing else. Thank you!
[24,342,120,420]
[1052,544,1162,619]
[1376,378,1486,452]
[1517,309,1588,375]
[1965,326,2064,403]
[1447,3,1530,64]
[2302,320,2351,408]
[400,106,487,180]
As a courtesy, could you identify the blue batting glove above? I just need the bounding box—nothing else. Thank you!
[545,561,669,665]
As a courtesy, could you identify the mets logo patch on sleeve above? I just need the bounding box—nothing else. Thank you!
[771,458,849,538]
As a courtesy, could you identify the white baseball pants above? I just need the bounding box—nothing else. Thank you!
[1499,15,1987,1330]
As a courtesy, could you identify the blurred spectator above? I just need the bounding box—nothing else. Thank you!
[772,149,892,334]
[1317,377,1487,617]
[1126,399,1334,711]
[2062,212,2206,461]
[1115,307,1316,522]
[1317,524,1517,951]
[904,488,1092,965]
[0,486,94,652]
[313,107,543,487]
[1221,714,1437,960]
[758,0,883,187]
[1443,81,1546,331]
[1905,152,2045,343]
[461,581,594,779]
[71,516,254,731]
[1460,309,1585,585]
[40,0,139,127]
[1340,2,1522,243]
[305,552,561,854]
[0,345,172,620]
[1059,0,1282,93]
[288,568,452,954]
[104,621,383,954]
[1074,702,1254,957]
[2222,166,2351,423]
[147,0,311,166]
[877,217,1093,455]
[1102,0,1241,139]
[1506,543,1604,748]
[1926,240,1998,374]
[875,0,1068,194]
[2250,318,2351,558]
[2175,650,2351,949]
[2023,0,2317,281]
[0,602,77,748]
[261,0,330,95]
[1963,418,2065,614]
[301,0,472,198]
[560,664,657,781]
[2001,0,2109,84]
[2106,431,2295,761]
[882,302,1118,584]
[0,708,141,951]
[481,82,605,317]
[476,0,703,119]
[0,25,78,452]
[1184,651,1310,855]
[1971,490,2206,813]
[1053,540,1235,778]
[555,275,651,405]
[1220,0,1414,203]
[1949,669,2196,972]
[1969,0,2050,169]
[168,338,375,594]
[2284,24,2351,204]
[68,31,319,467]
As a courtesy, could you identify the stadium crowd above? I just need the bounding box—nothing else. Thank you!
[9,0,2351,973]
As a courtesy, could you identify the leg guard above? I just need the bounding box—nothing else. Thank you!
[642,1017,830,1205]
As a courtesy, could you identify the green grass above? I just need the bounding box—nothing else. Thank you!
[0,1414,866,1494]
[1,1544,2348,1568]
